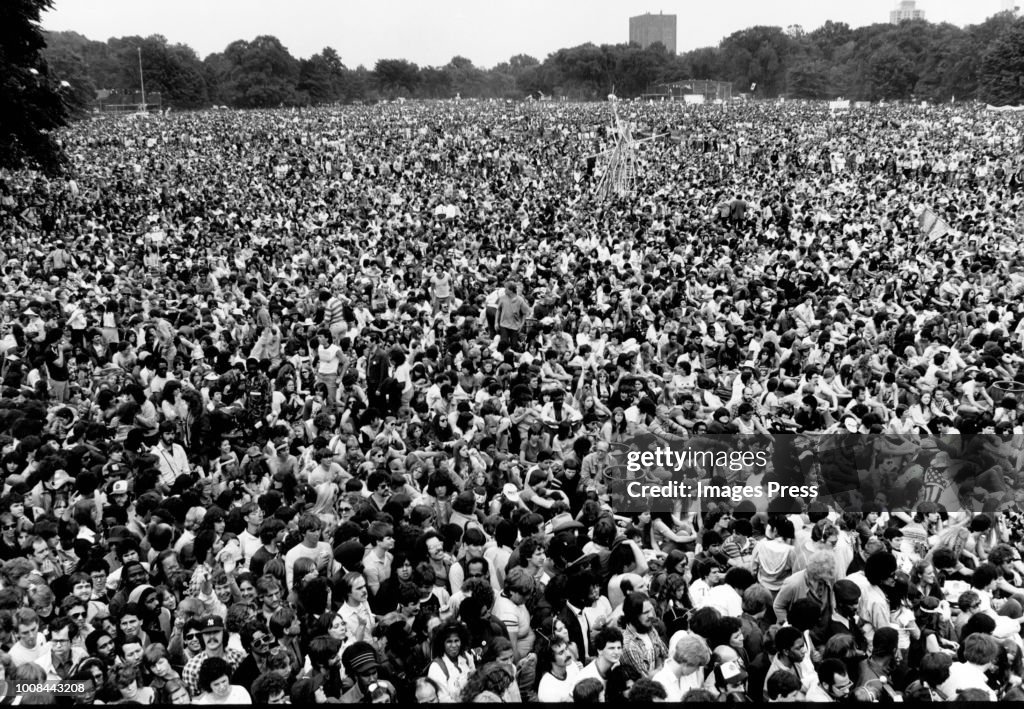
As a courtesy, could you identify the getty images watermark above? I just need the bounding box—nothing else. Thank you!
[623,446,818,502]
[603,432,1023,515]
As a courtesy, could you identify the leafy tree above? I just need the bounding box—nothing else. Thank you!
[508,54,539,73]
[678,47,722,81]
[298,47,347,104]
[979,18,1024,104]
[808,21,852,61]
[374,58,420,97]
[33,11,1024,109]
[202,51,233,105]
[40,40,96,118]
[445,55,486,97]
[45,31,121,90]
[614,45,669,96]
[419,66,452,99]
[787,59,831,99]
[866,44,919,100]
[219,36,301,107]
[720,26,793,97]
[1,0,69,173]
[111,35,209,108]
[346,65,374,102]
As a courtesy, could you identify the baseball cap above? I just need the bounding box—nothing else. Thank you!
[199,616,224,633]
[342,641,379,675]
[111,480,129,495]
[501,483,520,503]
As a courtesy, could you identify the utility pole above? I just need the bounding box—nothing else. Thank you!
[138,47,146,111]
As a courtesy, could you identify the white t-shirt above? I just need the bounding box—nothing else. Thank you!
[283,541,333,588]
[194,685,252,704]
[237,529,261,563]
[493,595,533,659]
[701,584,743,617]
[317,343,342,375]
[431,272,453,298]
[573,659,610,689]
[8,636,47,667]
[652,664,689,702]
[537,662,582,702]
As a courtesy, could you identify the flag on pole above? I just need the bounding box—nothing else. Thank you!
[919,207,950,241]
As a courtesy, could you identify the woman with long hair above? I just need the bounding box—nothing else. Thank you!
[159,380,186,426]
[373,549,415,615]
[288,557,319,606]
[908,560,944,606]
[426,619,476,702]
[600,406,631,443]
[910,596,958,670]
[886,573,921,660]
[309,481,339,527]
[534,614,579,664]
[157,677,192,704]
[577,391,611,427]
[592,367,614,402]
[658,572,692,638]
[270,377,304,425]
[180,387,212,465]
[460,661,515,702]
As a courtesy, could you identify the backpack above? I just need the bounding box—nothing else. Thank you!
[432,657,450,680]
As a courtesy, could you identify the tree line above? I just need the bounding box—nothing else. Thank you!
[36,12,1024,113]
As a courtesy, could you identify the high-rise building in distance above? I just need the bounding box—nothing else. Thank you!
[629,13,677,53]
[890,0,926,23]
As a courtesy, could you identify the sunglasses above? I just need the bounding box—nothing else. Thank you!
[1,525,14,531]
[185,633,200,640]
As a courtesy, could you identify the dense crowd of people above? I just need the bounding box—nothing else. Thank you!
[0,97,1021,703]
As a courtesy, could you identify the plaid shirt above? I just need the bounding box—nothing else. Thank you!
[181,648,246,697]
[621,624,668,677]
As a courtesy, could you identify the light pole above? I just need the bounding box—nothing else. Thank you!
[138,47,146,111]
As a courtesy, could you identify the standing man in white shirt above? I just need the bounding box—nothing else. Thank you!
[430,261,454,312]
[9,608,47,668]
[283,514,335,588]
[236,502,264,564]
[314,328,343,407]
[150,421,191,492]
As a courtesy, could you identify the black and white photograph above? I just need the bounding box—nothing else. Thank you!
[3,0,1024,704]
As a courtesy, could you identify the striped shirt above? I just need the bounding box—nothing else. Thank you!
[325,295,346,328]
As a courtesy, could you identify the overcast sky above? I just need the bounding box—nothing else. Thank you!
[43,0,1007,68]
